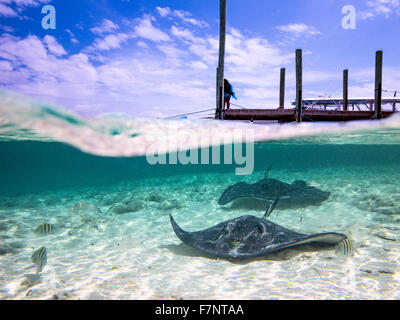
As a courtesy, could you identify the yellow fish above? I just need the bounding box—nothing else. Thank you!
[336,238,354,256]
[34,224,55,235]
[31,247,47,273]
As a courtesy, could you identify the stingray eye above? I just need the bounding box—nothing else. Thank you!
[219,226,230,237]
[256,225,264,234]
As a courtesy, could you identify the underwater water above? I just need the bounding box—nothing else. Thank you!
[1,91,400,300]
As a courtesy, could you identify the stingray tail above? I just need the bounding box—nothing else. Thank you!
[263,196,280,219]
[264,164,273,178]
[263,188,294,219]
[169,214,188,241]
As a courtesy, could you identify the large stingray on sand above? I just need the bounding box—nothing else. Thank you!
[169,214,352,261]
[218,167,330,217]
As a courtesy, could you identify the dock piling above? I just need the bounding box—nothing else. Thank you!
[343,69,349,111]
[279,68,286,109]
[296,49,303,122]
[215,67,220,119]
[219,85,224,120]
[215,0,227,120]
[219,47,396,122]
[374,50,383,119]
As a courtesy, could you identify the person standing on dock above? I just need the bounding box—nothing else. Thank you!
[224,79,237,110]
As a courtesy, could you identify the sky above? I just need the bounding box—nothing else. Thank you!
[0,0,400,118]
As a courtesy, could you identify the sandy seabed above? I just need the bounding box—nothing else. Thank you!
[1,166,400,300]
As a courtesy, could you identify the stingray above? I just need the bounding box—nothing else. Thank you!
[218,166,330,217]
[169,214,352,261]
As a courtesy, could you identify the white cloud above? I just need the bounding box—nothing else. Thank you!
[0,12,298,115]
[0,0,50,17]
[43,35,67,56]
[3,6,397,117]
[90,19,120,35]
[359,0,400,20]
[0,32,212,116]
[65,29,79,44]
[224,29,293,75]
[157,43,188,66]
[137,41,149,49]
[191,60,209,70]
[0,35,88,86]
[91,33,132,51]
[0,34,101,112]
[229,27,244,40]
[0,59,12,70]
[85,19,136,52]
[0,0,49,6]
[187,40,216,66]
[156,6,209,28]
[156,6,171,17]
[0,8,306,115]
[1,0,46,5]
[0,3,17,17]
[134,16,171,42]
[170,25,197,42]
[0,24,14,32]
[173,9,209,28]
[75,22,84,30]
[276,23,322,37]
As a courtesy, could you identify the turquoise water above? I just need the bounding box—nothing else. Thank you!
[1,141,400,196]
[1,91,400,299]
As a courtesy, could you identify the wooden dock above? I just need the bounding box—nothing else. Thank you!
[223,108,397,123]
[295,98,399,112]
[214,1,398,123]
[215,47,399,122]
[222,97,400,122]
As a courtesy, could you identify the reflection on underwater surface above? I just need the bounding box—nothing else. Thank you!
[1,140,400,196]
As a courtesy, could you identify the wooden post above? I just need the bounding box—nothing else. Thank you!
[374,51,383,119]
[215,67,221,119]
[219,85,224,120]
[215,0,227,120]
[279,68,285,109]
[296,49,302,122]
[343,69,348,111]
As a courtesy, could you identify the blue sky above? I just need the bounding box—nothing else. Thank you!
[0,0,399,117]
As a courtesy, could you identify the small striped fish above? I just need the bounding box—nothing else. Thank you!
[31,247,47,272]
[34,224,55,235]
[337,238,354,256]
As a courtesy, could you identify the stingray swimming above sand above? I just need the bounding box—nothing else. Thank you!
[218,166,330,217]
[169,213,352,261]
